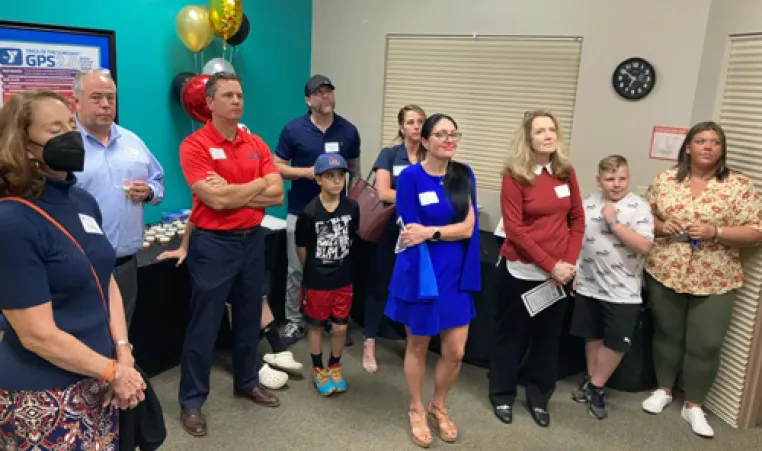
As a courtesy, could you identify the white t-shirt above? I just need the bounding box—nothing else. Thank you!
[576,191,654,304]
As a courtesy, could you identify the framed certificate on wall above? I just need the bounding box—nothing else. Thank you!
[0,20,117,119]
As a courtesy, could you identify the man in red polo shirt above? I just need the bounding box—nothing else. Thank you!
[177,72,283,437]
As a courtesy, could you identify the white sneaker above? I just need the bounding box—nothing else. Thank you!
[263,351,303,375]
[681,405,715,438]
[258,363,289,390]
[642,389,673,414]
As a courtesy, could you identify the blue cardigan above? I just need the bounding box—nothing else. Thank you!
[387,163,480,303]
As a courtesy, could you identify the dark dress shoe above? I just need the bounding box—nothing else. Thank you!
[181,409,207,437]
[529,406,550,427]
[493,404,513,424]
[234,385,281,407]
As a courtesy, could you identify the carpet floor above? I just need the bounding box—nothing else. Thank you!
[149,335,762,451]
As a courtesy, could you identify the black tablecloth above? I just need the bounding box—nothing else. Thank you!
[350,232,587,380]
[130,228,287,378]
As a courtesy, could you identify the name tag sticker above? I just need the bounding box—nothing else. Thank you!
[79,214,103,235]
[555,184,570,198]
[324,142,340,153]
[419,191,439,206]
[126,148,141,158]
[209,147,226,160]
[393,165,407,176]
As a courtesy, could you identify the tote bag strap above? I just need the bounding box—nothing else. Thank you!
[0,197,108,312]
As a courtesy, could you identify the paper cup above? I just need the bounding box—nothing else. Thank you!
[159,236,171,245]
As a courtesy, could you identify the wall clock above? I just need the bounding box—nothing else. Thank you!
[612,57,656,100]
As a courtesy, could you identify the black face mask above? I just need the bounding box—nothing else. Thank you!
[38,131,85,172]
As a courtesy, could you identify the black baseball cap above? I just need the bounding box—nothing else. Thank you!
[304,74,335,96]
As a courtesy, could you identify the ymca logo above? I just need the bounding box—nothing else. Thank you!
[247,152,260,159]
[0,48,22,66]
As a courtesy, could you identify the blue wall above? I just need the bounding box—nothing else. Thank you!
[2,0,312,221]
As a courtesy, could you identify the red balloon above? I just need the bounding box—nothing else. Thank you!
[180,74,211,123]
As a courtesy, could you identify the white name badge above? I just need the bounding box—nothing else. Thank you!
[209,147,227,160]
[125,148,141,158]
[419,191,439,206]
[393,165,408,176]
[555,184,570,198]
[324,142,340,153]
[209,147,226,160]
[79,214,103,235]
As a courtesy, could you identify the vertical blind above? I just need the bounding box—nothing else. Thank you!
[705,33,762,428]
[381,35,583,190]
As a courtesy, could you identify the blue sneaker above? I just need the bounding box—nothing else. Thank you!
[311,368,335,396]
[328,365,347,393]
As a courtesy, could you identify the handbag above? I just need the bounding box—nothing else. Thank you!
[348,167,396,243]
[0,197,167,450]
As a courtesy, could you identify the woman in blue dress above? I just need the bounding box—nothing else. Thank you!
[385,113,480,447]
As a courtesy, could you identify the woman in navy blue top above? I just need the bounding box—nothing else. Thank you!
[385,114,480,447]
[362,104,426,373]
[0,90,145,450]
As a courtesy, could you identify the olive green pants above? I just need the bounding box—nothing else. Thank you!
[646,273,735,404]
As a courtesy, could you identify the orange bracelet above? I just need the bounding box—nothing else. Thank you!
[100,359,118,382]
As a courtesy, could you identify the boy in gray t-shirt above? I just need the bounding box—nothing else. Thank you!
[569,155,654,420]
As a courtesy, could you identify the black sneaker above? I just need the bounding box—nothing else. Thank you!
[587,386,608,420]
[282,321,305,347]
[571,375,590,403]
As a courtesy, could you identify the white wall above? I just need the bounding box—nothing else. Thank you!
[692,0,762,123]
[312,0,712,230]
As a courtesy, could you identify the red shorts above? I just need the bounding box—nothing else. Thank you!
[301,284,353,325]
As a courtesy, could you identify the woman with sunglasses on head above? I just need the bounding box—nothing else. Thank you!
[0,90,145,450]
[488,110,584,428]
[362,104,426,373]
[385,113,480,447]
[641,121,762,438]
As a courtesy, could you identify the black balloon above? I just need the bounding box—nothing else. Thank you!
[171,72,195,104]
[227,14,250,46]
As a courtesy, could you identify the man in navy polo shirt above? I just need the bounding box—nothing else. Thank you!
[273,75,361,346]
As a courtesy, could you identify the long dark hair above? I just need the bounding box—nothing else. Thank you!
[675,121,730,183]
[421,113,473,223]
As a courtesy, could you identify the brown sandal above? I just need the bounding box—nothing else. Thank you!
[408,409,433,448]
[427,403,458,443]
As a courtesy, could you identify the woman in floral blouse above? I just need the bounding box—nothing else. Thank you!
[641,121,762,438]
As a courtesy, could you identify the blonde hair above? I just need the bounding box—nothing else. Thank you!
[502,110,572,184]
[0,90,69,198]
[598,154,628,174]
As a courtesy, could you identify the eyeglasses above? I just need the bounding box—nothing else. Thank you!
[431,131,462,142]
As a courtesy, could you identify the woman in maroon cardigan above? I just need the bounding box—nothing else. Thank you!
[488,110,584,428]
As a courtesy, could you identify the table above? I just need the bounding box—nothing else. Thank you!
[130,227,287,378]
[350,231,587,380]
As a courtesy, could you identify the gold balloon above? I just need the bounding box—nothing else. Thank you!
[175,6,214,53]
[208,0,243,44]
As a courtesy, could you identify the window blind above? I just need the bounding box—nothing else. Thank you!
[705,33,762,428]
[381,34,583,190]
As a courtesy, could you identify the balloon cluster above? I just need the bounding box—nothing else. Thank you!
[173,1,251,123]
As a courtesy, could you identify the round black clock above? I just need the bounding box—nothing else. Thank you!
[612,57,656,100]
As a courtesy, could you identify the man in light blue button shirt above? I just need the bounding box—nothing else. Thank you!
[72,69,165,327]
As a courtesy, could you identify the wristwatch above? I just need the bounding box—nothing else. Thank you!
[431,228,441,241]
[606,218,620,229]
[715,226,723,241]
[115,340,133,352]
[145,186,154,203]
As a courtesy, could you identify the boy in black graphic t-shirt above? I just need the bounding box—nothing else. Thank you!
[295,153,359,396]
